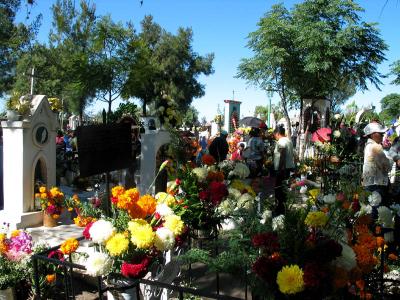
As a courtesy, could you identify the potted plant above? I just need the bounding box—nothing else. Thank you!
[0,228,33,300]
[35,186,65,227]
[5,93,20,121]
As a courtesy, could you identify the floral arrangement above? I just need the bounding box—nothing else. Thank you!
[65,194,99,227]
[80,185,186,279]
[170,164,229,231]
[47,97,62,112]
[35,186,64,218]
[0,225,33,290]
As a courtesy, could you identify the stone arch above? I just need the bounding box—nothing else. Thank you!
[31,153,49,212]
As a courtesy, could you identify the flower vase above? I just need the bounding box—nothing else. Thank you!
[106,277,139,300]
[6,110,20,121]
[0,287,16,300]
[43,212,58,227]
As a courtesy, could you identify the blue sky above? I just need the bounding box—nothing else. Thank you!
[18,0,400,120]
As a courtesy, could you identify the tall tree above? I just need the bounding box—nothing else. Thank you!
[49,0,98,120]
[380,93,400,121]
[0,0,38,97]
[122,15,214,118]
[93,16,136,114]
[390,60,400,85]
[254,105,268,121]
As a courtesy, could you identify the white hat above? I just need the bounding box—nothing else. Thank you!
[363,123,387,137]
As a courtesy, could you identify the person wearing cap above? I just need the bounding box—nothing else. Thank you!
[362,122,392,201]
[208,130,229,163]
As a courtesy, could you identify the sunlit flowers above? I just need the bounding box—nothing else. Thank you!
[276,265,305,294]
[163,215,185,236]
[304,211,328,227]
[155,192,176,206]
[89,220,115,244]
[85,251,113,277]
[128,220,155,249]
[192,167,208,182]
[60,238,79,255]
[154,227,175,251]
[232,162,250,179]
[106,233,129,256]
[35,186,64,218]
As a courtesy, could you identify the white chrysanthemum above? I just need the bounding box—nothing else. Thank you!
[333,243,357,271]
[333,130,341,138]
[368,191,382,206]
[232,163,250,179]
[89,220,115,244]
[156,203,173,217]
[272,215,285,231]
[356,203,372,217]
[237,193,254,210]
[323,194,336,204]
[192,167,208,182]
[334,114,341,120]
[390,204,400,217]
[377,206,394,228]
[85,252,113,277]
[218,199,235,215]
[261,209,272,224]
[154,227,175,251]
[299,186,308,194]
[228,188,241,199]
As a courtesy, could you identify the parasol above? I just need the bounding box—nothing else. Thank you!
[311,127,332,143]
[239,116,265,128]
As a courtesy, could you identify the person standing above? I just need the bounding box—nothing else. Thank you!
[208,130,229,163]
[247,128,265,176]
[231,143,245,161]
[291,122,299,148]
[273,126,295,215]
[362,122,392,200]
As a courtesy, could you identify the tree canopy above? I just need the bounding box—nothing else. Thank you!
[380,93,400,122]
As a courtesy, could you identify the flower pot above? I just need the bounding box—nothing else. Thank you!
[0,287,16,300]
[6,110,20,121]
[43,212,58,227]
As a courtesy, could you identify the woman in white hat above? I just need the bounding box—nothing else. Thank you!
[362,122,392,202]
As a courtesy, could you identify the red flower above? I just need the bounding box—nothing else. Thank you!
[209,181,228,206]
[83,222,94,239]
[199,190,209,201]
[251,232,279,253]
[303,262,328,289]
[48,250,65,261]
[175,179,182,185]
[121,256,152,278]
[252,253,285,284]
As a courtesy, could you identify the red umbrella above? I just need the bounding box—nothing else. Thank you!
[311,128,332,143]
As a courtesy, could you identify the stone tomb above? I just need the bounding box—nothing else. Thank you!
[0,95,58,228]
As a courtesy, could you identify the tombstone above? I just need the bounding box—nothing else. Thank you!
[138,129,170,195]
[0,95,58,228]
[224,99,242,133]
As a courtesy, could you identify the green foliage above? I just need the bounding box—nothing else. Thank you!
[122,15,214,116]
[380,93,400,122]
[0,0,39,96]
[238,0,387,112]
[254,105,268,121]
[0,256,27,290]
[108,101,140,123]
[390,60,400,86]
[182,105,199,128]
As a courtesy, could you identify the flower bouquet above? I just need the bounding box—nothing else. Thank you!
[81,185,186,280]
[35,186,64,226]
[64,194,99,227]
[0,225,33,295]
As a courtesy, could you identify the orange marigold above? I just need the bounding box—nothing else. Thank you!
[136,194,156,217]
[376,237,385,248]
[201,154,216,166]
[60,238,79,255]
[112,185,125,198]
[388,253,398,261]
[46,274,56,283]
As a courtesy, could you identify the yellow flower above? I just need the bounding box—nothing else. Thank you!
[155,192,176,206]
[130,223,155,249]
[308,189,320,202]
[128,219,148,233]
[39,186,46,193]
[111,185,125,198]
[304,211,328,227]
[41,193,48,199]
[11,230,20,238]
[163,215,184,236]
[106,233,129,256]
[60,238,79,255]
[276,265,305,294]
